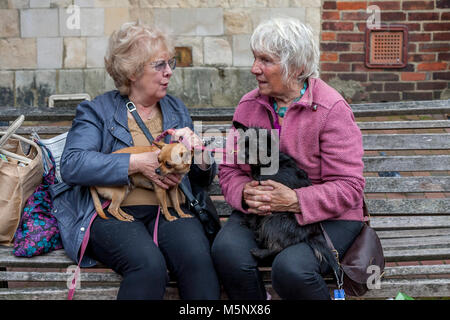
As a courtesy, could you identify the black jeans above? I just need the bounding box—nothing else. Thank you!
[211,211,363,300]
[87,205,220,300]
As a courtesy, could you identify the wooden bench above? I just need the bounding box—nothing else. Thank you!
[0,99,449,300]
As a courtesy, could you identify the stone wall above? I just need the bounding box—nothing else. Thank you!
[0,0,321,108]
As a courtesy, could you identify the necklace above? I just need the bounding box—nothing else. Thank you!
[273,81,308,118]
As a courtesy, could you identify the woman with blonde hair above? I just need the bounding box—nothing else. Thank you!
[212,17,365,300]
[52,21,220,300]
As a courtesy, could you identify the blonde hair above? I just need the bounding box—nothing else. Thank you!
[250,17,320,84]
[104,21,175,96]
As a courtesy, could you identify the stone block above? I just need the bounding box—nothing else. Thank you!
[35,70,57,106]
[58,69,84,94]
[291,0,321,8]
[104,7,130,35]
[166,67,184,98]
[7,0,29,9]
[74,0,94,7]
[15,71,35,106]
[30,0,50,7]
[84,68,105,98]
[211,67,256,107]
[59,6,81,37]
[104,72,116,92]
[0,9,19,37]
[20,8,59,37]
[80,8,104,36]
[232,34,253,67]
[180,67,220,107]
[86,37,108,68]
[204,37,232,66]
[95,0,134,7]
[174,36,203,66]
[64,38,86,68]
[0,71,14,106]
[37,37,63,69]
[0,38,36,69]
[306,7,321,41]
[224,9,252,35]
[250,7,306,28]
[195,8,223,36]
[129,7,154,24]
[50,0,73,7]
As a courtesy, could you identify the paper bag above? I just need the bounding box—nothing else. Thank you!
[0,135,43,246]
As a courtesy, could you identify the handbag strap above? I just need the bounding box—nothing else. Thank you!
[126,100,155,143]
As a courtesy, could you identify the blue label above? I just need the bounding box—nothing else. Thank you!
[334,289,346,300]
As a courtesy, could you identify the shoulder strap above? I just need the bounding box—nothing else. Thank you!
[125,100,154,143]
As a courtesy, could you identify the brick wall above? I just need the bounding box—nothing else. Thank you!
[321,0,450,103]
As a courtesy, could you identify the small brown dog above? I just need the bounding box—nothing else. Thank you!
[90,141,192,222]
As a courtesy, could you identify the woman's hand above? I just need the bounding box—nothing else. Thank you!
[129,150,181,189]
[242,180,274,215]
[243,180,301,214]
[171,127,210,170]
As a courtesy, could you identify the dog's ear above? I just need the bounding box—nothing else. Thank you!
[233,120,248,131]
[153,141,166,149]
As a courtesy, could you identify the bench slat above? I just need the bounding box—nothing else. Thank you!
[208,176,450,195]
[363,134,450,150]
[376,228,450,239]
[363,155,450,171]
[212,199,450,216]
[4,120,450,137]
[381,235,450,250]
[0,99,448,121]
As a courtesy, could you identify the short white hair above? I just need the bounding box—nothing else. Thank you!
[250,17,320,84]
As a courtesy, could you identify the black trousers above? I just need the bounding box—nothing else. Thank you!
[211,211,363,300]
[87,205,220,300]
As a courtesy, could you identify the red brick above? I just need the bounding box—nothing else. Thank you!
[369,73,399,81]
[342,11,368,20]
[381,11,407,21]
[408,12,439,20]
[322,11,340,20]
[401,72,427,81]
[337,72,368,82]
[437,0,450,9]
[323,1,337,9]
[442,12,450,20]
[353,63,383,72]
[322,21,354,31]
[438,52,450,60]
[419,42,450,52]
[321,73,337,82]
[337,1,367,10]
[403,91,434,100]
[409,33,432,42]
[370,92,401,102]
[339,53,365,62]
[384,82,415,91]
[418,62,447,71]
[424,22,450,31]
[408,53,436,62]
[351,43,365,52]
[321,43,351,52]
[322,32,336,41]
[321,63,351,71]
[321,52,338,62]
[433,72,450,80]
[402,1,435,10]
[368,1,401,10]
[403,23,421,31]
[433,32,450,41]
[337,33,365,42]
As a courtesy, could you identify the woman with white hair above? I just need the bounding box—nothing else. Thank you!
[53,21,220,300]
[212,17,365,300]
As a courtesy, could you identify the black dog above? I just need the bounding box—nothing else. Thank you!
[233,120,338,271]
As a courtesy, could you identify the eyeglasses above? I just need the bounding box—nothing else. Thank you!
[148,57,176,72]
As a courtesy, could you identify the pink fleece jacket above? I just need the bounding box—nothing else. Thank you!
[218,77,365,225]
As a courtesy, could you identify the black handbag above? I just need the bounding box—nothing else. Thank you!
[126,100,221,243]
[179,181,221,244]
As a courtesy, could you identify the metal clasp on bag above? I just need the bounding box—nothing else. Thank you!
[126,101,137,112]
[332,249,341,267]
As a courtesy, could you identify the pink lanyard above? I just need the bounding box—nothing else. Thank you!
[67,203,161,300]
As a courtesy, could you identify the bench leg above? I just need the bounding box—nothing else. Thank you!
[0,267,7,288]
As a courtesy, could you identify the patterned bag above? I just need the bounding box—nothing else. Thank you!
[13,141,62,257]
